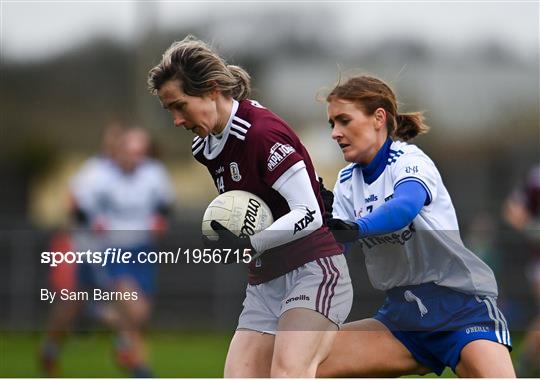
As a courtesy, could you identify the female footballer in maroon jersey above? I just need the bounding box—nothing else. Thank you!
[147,36,353,377]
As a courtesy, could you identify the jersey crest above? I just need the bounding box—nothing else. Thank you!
[229,162,242,182]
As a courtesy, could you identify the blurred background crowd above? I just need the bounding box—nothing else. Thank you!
[0,1,538,377]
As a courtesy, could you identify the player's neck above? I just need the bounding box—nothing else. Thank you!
[212,96,234,135]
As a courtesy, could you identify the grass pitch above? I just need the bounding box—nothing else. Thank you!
[0,331,523,377]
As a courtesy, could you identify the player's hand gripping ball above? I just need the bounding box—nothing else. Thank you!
[202,191,273,262]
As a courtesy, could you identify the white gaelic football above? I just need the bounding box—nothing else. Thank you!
[202,190,273,241]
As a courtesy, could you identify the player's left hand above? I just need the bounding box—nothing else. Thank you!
[327,218,361,243]
[318,177,334,221]
[208,220,255,263]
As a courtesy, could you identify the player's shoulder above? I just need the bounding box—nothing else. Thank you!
[78,155,112,173]
[191,135,206,158]
[236,99,293,139]
[527,164,540,187]
[388,140,431,165]
[337,163,358,184]
[73,155,115,183]
[138,158,167,174]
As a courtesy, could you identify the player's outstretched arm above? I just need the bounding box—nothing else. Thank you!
[328,180,427,243]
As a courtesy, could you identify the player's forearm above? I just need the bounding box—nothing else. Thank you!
[357,180,427,237]
[250,207,322,253]
[250,165,322,253]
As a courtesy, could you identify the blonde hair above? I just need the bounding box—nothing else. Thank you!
[147,35,251,100]
[327,75,429,141]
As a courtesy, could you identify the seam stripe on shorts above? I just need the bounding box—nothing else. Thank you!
[487,297,509,346]
[321,258,336,317]
[315,259,328,315]
[325,257,340,317]
[321,258,334,317]
[476,295,502,344]
[497,301,511,345]
[487,298,507,345]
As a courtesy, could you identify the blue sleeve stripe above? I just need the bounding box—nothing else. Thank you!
[339,165,357,183]
[340,167,354,176]
[339,173,353,183]
[394,176,433,205]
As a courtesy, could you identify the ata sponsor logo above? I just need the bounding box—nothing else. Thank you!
[285,295,310,304]
[293,208,316,235]
[267,142,295,171]
[365,194,378,203]
[466,326,490,334]
[230,162,242,182]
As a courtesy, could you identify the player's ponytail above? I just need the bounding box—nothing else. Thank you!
[327,74,430,141]
[395,112,429,141]
[148,35,251,101]
[227,65,251,101]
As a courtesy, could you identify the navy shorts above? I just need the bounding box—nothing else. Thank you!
[374,283,511,375]
[108,245,156,295]
[77,261,111,290]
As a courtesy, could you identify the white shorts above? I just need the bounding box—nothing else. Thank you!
[237,255,353,334]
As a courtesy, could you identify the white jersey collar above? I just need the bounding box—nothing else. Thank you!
[203,99,239,160]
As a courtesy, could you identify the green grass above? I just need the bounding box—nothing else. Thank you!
[0,331,524,378]
[1,331,232,378]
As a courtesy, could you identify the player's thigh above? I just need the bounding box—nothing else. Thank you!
[224,329,274,378]
[116,277,151,326]
[317,318,429,377]
[455,339,515,378]
[271,308,338,377]
[47,300,84,334]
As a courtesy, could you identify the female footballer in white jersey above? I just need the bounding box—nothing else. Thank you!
[316,75,515,377]
[147,36,352,377]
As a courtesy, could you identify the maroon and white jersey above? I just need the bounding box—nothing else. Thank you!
[524,164,540,217]
[519,164,540,260]
[192,99,342,284]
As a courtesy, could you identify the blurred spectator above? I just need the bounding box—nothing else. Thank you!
[503,164,540,377]
[40,121,125,377]
[99,127,175,378]
[40,125,175,377]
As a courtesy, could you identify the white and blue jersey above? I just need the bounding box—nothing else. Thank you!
[73,158,175,247]
[71,157,175,294]
[333,139,497,297]
[333,138,510,374]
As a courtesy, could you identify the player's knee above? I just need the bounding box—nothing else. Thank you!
[123,297,151,327]
[270,355,313,378]
[223,363,243,378]
[456,341,515,378]
[224,360,268,378]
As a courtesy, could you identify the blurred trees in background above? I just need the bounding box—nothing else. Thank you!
[1,15,538,227]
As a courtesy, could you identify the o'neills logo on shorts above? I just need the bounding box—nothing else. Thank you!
[466,326,490,334]
[239,198,261,237]
[267,143,295,171]
[285,295,310,304]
